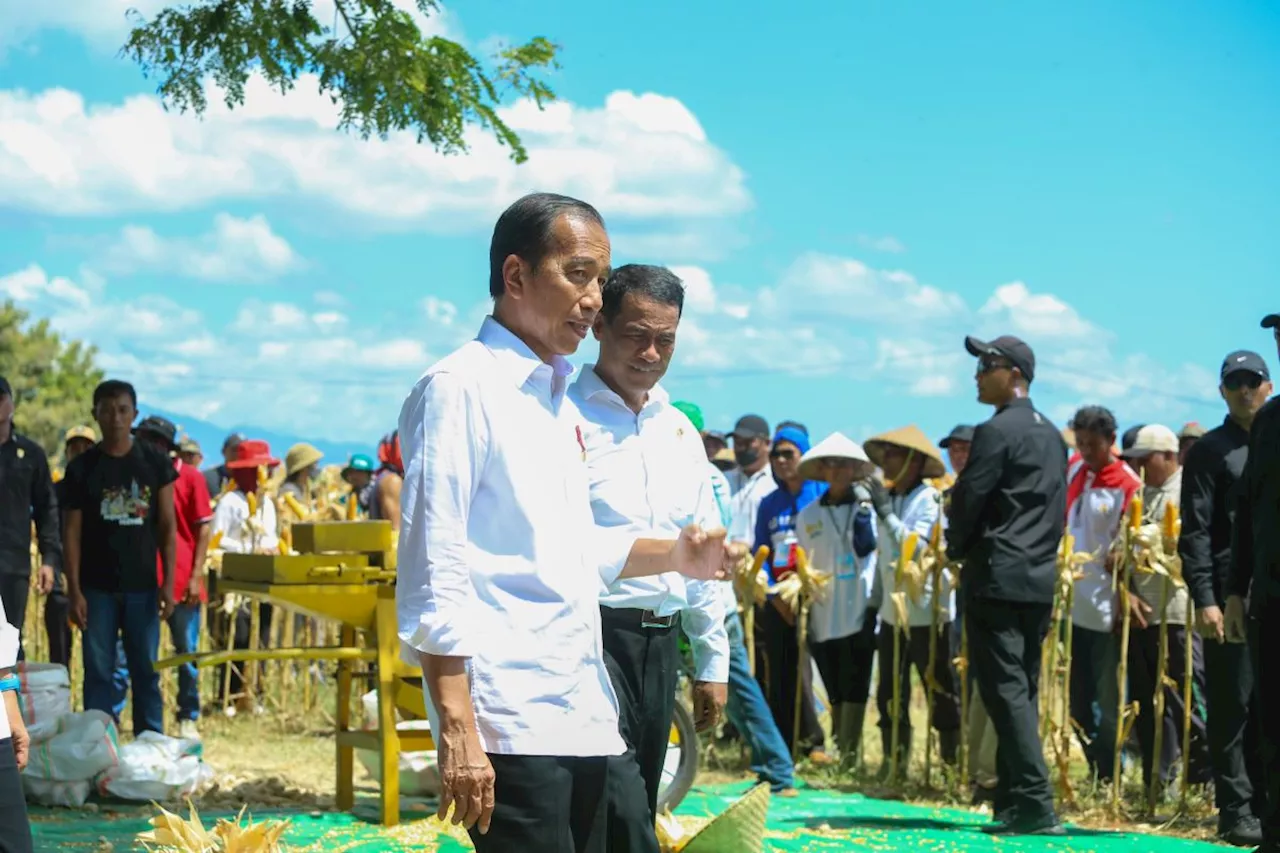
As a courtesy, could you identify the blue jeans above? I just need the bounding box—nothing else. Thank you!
[168,604,201,721]
[82,589,165,736]
[724,613,795,791]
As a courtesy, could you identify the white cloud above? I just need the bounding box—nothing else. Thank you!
[670,266,717,314]
[0,75,750,231]
[766,253,967,325]
[422,296,458,327]
[978,281,1098,340]
[856,234,907,254]
[98,213,300,281]
[0,263,92,308]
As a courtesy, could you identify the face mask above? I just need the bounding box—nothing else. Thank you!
[735,446,760,467]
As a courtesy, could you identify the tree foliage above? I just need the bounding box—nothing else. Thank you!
[0,302,104,458]
[122,0,560,162]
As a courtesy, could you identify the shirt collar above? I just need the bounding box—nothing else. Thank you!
[576,365,669,411]
[478,315,575,389]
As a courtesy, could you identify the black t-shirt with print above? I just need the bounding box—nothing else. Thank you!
[62,441,178,593]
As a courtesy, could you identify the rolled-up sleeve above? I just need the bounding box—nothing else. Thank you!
[593,525,641,587]
[396,372,485,658]
[684,579,729,682]
[0,594,17,669]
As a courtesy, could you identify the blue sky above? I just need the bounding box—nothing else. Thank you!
[1,0,1277,456]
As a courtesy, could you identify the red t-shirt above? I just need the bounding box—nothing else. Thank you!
[157,459,214,599]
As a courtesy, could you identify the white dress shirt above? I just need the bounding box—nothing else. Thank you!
[728,466,774,547]
[569,367,729,684]
[210,490,279,554]
[396,317,634,758]
[0,594,17,740]
[871,482,953,627]
[797,497,878,643]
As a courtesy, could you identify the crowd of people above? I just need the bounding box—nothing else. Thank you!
[1,192,1277,853]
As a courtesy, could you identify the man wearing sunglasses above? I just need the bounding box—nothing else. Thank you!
[1226,313,1280,853]
[1179,348,1272,849]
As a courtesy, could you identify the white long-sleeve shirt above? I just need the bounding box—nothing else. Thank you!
[569,367,729,684]
[797,497,878,643]
[396,317,634,758]
[210,490,279,555]
[0,593,17,740]
[871,482,952,627]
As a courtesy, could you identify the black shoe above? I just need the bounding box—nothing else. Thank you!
[971,786,996,807]
[982,813,1065,836]
[1219,816,1263,847]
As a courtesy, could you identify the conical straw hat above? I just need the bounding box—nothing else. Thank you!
[681,783,771,853]
[798,432,875,482]
[863,424,947,480]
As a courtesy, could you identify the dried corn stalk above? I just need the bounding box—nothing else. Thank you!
[138,802,290,852]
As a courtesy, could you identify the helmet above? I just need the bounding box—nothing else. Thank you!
[345,453,375,473]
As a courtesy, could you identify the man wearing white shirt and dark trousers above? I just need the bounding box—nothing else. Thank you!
[396,194,740,853]
[569,264,730,851]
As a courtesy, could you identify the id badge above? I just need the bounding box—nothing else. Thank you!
[835,553,857,580]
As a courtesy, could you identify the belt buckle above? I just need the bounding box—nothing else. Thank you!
[640,610,671,629]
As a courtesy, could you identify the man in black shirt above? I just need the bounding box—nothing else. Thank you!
[63,380,177,736]
[1180,350,1270,847]
[0,376,61,659]
[44,425,97,669]
[1227,315,1280,853]
[947,335,1067,836]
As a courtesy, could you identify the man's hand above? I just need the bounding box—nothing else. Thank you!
[36,564,55,595]
[673,526,740,581]
[1197,604,1225,643]
[692,681,727,733]
[69,589,88,629]
[436,724,496,834]
[4,691,29,771]
[184,574,204,606]
[866,478,893,520]
[1224,595,1248,644]
[159,585,176,621]
[1128,593,1153,630]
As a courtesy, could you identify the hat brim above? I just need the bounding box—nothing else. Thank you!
[1262,313,1280,329]
[964,335,999,358]
[286,449,324,477]
[797,455,876,483]
[226,457,280,470]
[864,439,948,481]
[132,426,178,450]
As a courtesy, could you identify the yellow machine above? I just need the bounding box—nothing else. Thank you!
[155,520,430,826]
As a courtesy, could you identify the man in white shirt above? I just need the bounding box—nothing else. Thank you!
[568,265,729,850]
[396,194,740,853]
[1,593,34,853]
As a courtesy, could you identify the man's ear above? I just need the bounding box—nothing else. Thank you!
[501,254,527,301]
[592,313,606,340]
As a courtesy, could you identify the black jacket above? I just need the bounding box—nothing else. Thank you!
[1178,415,1250,609]
[0,428,60,575]
[1229,397,1280,615]
[946,397,1068,604]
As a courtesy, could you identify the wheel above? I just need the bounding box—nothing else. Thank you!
[656,698,699,815]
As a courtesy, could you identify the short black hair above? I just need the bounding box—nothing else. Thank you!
[777,419,808,436]
[93,379,137,409]
[488,192,606,300]
[600,264,685,323]
[1070,405,1117,439]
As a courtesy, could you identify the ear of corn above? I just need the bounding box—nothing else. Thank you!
[246,491,259,517]
[138,800,291,852]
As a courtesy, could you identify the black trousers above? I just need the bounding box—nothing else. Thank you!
[810,630,875,704]
[0,575,29,661]
[967,598,1055,824]
[756,601,824,754]
[600,607,679,853]
[44,592,73,669]
[875,622,962,734]
[1203,633,1265,826]
[1250,615,1280,847]
[1128,624,1212,787]
[470,754,608,853]
[0,738,34,853]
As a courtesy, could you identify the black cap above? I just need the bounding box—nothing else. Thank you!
[0,376,10,399]
[939,424,975,448]
[1263,314,1280,330]
[1121,424,1147,451]
[134,415,179,449]
[732,414,770,440]
[1220,350,1270,382]
[965,334,1036,381]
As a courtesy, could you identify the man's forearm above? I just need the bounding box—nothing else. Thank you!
[420,653,478,731]
[160,524,177,590]
[191,523,212,583]
[618,538,679,580]
[64,537,81,594]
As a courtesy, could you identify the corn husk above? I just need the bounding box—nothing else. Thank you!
[138,801,290,852]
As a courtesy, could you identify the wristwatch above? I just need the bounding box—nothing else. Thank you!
[0,674,19,694]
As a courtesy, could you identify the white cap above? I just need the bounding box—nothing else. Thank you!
[1121,424,1179,458]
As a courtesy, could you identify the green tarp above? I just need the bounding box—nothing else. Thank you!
[31,783,1225,851]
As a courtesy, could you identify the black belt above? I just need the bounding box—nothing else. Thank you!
[600,606,677,629]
